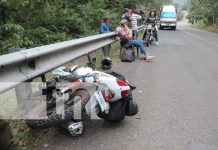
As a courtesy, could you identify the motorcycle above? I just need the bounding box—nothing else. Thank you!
[26,66,138,136]
[144,23,156,47]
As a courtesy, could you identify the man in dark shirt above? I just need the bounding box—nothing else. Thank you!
[122,9,133,29]
[142,11,159,46]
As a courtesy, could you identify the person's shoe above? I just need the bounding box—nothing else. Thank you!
[145,55,155,62]
[140,54,146,60]
[156,41,159,46]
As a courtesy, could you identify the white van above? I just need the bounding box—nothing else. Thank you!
[159,5,177,30]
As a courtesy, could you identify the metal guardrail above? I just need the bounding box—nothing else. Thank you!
[0,25,145,93]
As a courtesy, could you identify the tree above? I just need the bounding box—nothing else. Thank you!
[0,0,164,55]
[188,0,218,24]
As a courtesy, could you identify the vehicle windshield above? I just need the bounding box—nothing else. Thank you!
[161,12,176,18]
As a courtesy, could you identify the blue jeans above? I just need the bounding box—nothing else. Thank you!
[132,30,138,39]
[130,39,147,55]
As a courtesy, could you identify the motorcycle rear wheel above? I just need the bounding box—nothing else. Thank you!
[26,89,90,129]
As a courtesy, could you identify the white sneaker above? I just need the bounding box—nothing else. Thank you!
[156,41,159,46]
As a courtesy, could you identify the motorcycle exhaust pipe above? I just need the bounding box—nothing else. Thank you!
[61,121,83,136]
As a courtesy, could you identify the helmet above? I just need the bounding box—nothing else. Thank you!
[101,57,112,70]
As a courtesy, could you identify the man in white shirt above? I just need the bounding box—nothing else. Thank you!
[131,10,142,39]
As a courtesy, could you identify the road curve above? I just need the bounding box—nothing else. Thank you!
[40,21,218,150]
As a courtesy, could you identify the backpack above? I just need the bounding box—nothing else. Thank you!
[120,48,135,62]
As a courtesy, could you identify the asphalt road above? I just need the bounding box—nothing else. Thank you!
[40,21,218,150]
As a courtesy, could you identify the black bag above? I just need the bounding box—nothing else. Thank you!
[120,39,135,62]
[97,97,127,121]
[97,94,138,121]
[126,99,138,116]
[120,48,135,62]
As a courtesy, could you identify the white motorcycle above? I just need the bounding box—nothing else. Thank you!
[26,66,138,136]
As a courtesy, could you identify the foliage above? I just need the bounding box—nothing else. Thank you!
[0,0,163,55]
[193,18,208,28]
[187,0,218,25]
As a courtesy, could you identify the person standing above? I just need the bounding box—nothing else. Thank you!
[131,10,142,39]
[122,9,133,29]
[99,16,111,57]
[122,8,128,19]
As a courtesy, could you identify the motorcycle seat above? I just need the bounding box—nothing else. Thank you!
[61,75,82,82]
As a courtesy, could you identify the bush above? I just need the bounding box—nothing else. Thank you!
[193,18,208,28]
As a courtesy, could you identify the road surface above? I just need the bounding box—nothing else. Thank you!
[40,21,218,150]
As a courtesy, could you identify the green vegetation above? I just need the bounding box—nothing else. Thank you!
[10,120,48,150]
[187,0,218,32]
[193,20,218,33]
[0,0,164,55]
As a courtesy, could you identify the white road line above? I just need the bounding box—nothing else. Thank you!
[178,28,218,48]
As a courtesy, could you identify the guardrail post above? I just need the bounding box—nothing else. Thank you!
[7,48,33,111]
[102,45,111,57]
[15,81,32,110]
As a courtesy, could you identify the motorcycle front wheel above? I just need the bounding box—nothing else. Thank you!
[146,35,150,47]
[26,89,90,129]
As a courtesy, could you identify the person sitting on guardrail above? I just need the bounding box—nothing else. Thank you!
[142,11,159,46]
[116,19,154,61]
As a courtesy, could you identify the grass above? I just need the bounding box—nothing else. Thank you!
[193,19,218,33]
[204,24,218,33]
[0,89,48,150]
[10,120,49,150]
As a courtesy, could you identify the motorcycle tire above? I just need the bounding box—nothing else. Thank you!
[146,36,150,47]
[146,40,150,47]
[26,89,90,129]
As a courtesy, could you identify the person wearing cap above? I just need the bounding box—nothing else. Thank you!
[116,19,154,61]
[99,16,111,57]
[121,8,129,19]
